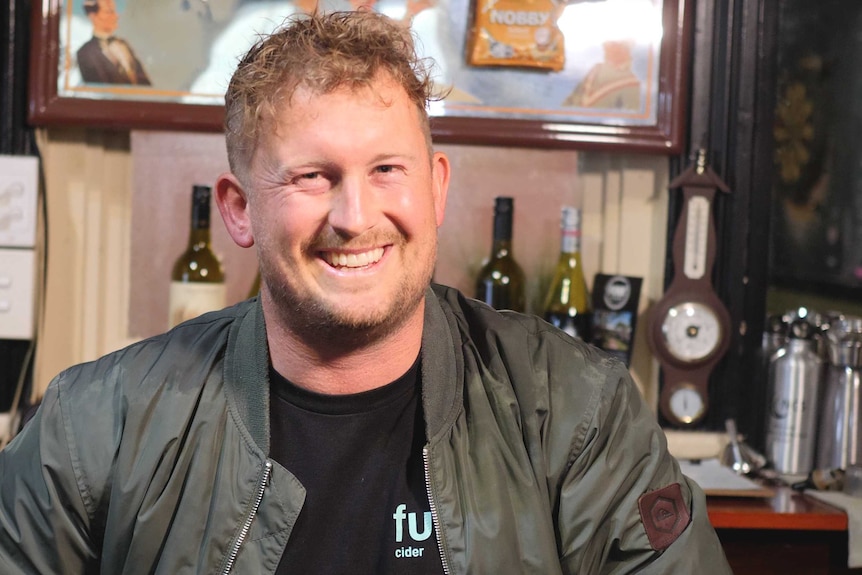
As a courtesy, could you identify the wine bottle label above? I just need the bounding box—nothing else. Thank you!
[168,281,227,328]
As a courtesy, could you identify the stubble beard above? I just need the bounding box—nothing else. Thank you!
[261,240,436,353]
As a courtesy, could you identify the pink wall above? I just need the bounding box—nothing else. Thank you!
[130,131,582,338]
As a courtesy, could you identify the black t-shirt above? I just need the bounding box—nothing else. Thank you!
[270,358,444,574]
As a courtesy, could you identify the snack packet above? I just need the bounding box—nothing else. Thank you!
[468,0,566,71]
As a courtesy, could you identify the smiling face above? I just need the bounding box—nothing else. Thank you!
[218,72,449,349]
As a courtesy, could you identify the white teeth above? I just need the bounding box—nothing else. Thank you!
[324,247,384,268]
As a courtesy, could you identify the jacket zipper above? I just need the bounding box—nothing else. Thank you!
[423,446,452,575]
[221,460,273,575]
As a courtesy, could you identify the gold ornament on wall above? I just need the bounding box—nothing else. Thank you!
[773,80,815,184]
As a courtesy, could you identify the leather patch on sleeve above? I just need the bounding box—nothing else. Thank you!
[637,482,691,551]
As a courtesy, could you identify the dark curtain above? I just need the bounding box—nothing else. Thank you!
[0,0,36,416]
[1,0,34,155]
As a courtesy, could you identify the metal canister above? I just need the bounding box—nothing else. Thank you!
[762,314,788,360]
[816,316,862,469]
[765,319,824,475]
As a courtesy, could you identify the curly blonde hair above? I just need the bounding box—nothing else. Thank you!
[224,10,438,182]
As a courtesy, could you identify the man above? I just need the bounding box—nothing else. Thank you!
[563,39,641,111]
[77,0,151,85]
[0,10,731,574]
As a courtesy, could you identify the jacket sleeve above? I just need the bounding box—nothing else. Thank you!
[555,360,732,575]
[0,376,99,574]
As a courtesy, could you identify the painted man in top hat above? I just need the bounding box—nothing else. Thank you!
[77,0,152,85]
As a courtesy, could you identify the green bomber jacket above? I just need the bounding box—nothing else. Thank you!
[0,284,731,574]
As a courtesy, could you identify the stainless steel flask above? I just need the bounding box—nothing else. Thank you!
[762,314,788,360]
[765,319,824,475]
[816,316,862,469]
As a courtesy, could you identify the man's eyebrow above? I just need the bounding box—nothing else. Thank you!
[368,152,420,164]
[276,159,337,176]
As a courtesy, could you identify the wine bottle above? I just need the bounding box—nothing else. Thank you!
[475,196,526,312]
[168,185,226,328]
[543,206,592,341]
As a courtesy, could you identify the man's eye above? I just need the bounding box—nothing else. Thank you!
[290,172,324,186]
[287,172,330,191]
[376,165,395,174]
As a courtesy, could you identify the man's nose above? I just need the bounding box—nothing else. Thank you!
[328,176,378,237]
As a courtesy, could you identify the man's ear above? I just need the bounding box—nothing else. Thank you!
[431,151,450,227]
[214,172,255,248]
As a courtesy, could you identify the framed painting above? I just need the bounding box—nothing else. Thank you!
[28,0,690,153]
[768,0,862,298]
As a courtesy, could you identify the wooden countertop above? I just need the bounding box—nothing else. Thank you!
[707,486,849,531]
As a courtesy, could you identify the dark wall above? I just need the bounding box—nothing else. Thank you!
[1,0,35,413]
[661,0,779,443]
[1,0,33,154]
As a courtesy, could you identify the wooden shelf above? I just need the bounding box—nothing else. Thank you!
[708,486,848,531]
[708,487,858,574]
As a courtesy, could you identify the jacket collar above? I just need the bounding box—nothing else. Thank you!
[224,297,271,454]
[224,286,464,455]
[420,284,464,444]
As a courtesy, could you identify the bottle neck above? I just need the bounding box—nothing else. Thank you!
[491,241,514,260]
[560,223,582,255]
[188,227,212,249]
[492,211,514,256]
[189,202,212,247]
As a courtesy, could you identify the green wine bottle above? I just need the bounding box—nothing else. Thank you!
[168,185,226,328]
[475,196,526,312]
[543,206,591,342]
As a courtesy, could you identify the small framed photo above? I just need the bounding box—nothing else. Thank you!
[591,274,643,366]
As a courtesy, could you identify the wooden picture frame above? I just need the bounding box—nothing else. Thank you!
[28,0,691,153]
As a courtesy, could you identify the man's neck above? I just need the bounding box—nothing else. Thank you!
[264,302,425,395]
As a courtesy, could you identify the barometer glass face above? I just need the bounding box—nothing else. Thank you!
[668,386,706,423]
[660,301,722,363]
